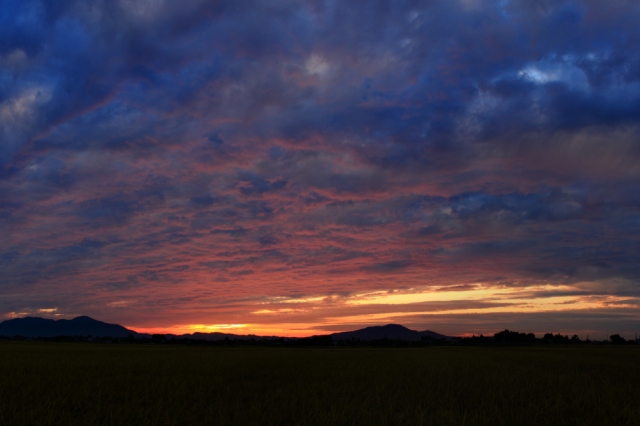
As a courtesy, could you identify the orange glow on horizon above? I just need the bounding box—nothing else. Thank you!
[125,284,639,337]
[129,324,323,338]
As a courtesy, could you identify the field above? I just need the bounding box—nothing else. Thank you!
[0,342,639,425]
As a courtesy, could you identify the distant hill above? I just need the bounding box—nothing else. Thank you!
[0,316,138,338]
[331,324,450,341]
[0,317,449,341]
[0,316,282,340]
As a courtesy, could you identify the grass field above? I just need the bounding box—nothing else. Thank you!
[0,342,638,425]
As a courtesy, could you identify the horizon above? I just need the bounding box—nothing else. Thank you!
[2,1,640,339]
[2,314,637,341]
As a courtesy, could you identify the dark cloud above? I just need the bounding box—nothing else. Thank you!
[237,170,287,196]
[77,195,137,228]
[1,0,639,334]
[190,194,218,207]
[363,260,414,273]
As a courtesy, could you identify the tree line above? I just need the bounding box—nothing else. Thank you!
[2,330,637,347]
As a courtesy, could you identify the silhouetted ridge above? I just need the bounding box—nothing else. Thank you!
[0,318,452,341]
[331,324,450,341]
[0,316,138,338]
[71,316,96,322]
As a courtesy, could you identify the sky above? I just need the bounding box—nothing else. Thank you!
[1,0,640,338]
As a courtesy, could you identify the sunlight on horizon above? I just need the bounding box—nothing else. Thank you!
[128,284,640,337]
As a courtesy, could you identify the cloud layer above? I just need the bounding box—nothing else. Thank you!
[1,0,639,337]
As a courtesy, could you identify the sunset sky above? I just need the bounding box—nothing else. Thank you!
[1,0,640,338]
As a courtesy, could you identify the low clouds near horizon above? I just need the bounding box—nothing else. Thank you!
[1,0,639,337]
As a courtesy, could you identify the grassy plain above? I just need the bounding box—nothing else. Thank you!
[0,342,638,425]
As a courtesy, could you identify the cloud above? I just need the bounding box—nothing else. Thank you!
[0,0,639,335]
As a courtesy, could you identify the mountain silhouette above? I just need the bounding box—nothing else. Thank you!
[0,317,450,341]
[331,324,450,341]
[0,316,138,338]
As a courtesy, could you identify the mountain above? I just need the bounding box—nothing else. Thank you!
[330,324,450,341]
[0,317,450,341]
[0,316,138,338]
[0,316,281,340]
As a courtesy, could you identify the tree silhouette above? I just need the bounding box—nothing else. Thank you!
[609,334,626,344]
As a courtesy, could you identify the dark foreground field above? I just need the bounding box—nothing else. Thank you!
[1,343,638,425]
